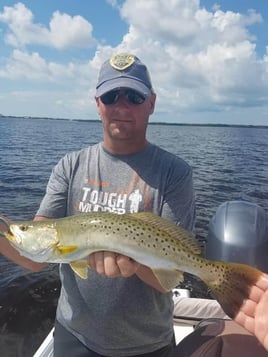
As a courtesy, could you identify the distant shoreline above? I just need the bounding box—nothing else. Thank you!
[0,115,267,129]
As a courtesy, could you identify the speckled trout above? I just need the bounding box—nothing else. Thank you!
[3,211,262,318]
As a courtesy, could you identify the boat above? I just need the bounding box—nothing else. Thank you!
[33,289,229,357]
[33,200,268,356]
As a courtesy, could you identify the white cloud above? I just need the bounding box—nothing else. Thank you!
[105,0,120,8]
[0,1,267,123]
[111,0,268,113]
[0,89,97,119]
[121,0,201,44]
[0,49,99,86]
[48,11,96,50]
[0,2,95,49]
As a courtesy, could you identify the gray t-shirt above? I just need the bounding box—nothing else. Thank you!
[37,142,195,356]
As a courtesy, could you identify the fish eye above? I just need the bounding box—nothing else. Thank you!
[19,225,28,232]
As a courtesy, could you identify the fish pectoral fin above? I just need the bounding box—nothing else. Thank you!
[70,260,89,279]
[56,245,78,254]
[152,269,184,291]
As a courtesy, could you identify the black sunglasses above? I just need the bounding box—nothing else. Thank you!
[100,89,146,105]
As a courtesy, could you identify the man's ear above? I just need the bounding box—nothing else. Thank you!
[95,96,101,114]
[149,93,156,115]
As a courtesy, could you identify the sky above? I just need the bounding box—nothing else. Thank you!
[0,0,267,125]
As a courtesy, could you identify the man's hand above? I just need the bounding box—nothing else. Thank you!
[234,273,268,351]
[88,251,140,278]
[88,251,167,293]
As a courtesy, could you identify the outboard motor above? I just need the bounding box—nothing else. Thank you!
[206,200,268,272]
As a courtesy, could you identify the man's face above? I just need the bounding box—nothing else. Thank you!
[96,88,156,144]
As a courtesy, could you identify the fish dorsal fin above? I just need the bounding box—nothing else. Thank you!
[70,260,89,279]
[152,269,184,291]
[129,212,201,255]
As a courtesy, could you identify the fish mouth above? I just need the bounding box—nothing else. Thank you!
[4,225,21,244]
[3,227,24,254]
[4,224,24,245]
[0,216,15,242]
[3,230,15,242]
[0,215,12,237]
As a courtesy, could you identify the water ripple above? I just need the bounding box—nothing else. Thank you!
[0,118,268,354]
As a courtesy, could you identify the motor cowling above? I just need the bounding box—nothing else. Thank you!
[206,200,268,272]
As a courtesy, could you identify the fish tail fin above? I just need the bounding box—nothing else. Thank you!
[203,262,262,318]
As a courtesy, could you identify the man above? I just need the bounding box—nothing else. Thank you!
[0,53,195,356]
[1,53,268,356]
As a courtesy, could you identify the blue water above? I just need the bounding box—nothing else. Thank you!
[0,117,268,356]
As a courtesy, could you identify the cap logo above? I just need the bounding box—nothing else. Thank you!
[110,54,135,71]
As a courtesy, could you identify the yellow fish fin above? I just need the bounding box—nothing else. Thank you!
[152,269,184,291]
[129,212,201,255]
[70,260,89,279]
[56,245,78,254]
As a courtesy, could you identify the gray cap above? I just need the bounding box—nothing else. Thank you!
[96,53,152,97]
